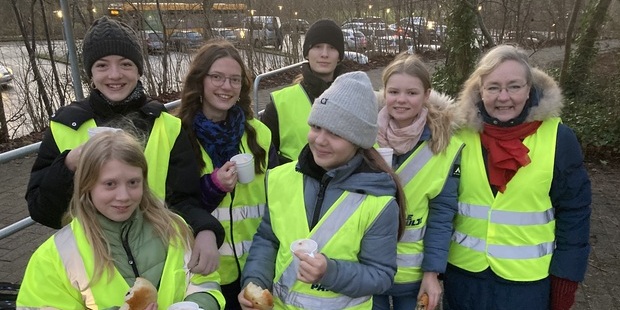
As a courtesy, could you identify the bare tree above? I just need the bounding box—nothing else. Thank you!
[39,0,67,107]
[564,0,613,97]
[560,0,583,86]
[0,89,8,143]
[9,0,54,118]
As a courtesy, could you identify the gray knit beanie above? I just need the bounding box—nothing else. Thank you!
[82,16,144,78]
[303,19,345,61]
[308,71,378,149]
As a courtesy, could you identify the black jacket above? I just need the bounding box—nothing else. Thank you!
[25,90,225,246]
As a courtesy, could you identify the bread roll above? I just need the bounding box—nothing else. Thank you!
[119,277,158,310]
[243,282,273,310]
[416,292,429,310]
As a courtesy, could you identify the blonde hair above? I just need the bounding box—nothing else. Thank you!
[381,52,453,154]
[68,131,194,284]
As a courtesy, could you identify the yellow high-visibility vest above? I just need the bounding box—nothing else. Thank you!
[271,84,312,162]
[268,163,393,309]
[448,118,559,281]
[200,119,271,285]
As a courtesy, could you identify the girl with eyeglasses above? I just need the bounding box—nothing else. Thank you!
[444,44,591,310]
[176,39,279,310]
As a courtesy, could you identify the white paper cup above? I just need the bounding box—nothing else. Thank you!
[377,147,394,166]
[230,153,255,184]
[168,301,201,310]
[87,126,122,138]
[290,238,318,270]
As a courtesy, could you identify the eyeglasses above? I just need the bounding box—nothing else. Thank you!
[483,83,528,95]
[206,73,242,89]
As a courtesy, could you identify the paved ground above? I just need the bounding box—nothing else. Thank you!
[1,60,619,309]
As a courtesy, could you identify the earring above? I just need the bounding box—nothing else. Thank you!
[90,81,96,89]
[199,95,203,104]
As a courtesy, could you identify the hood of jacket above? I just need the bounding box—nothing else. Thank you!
[454,67,563,132]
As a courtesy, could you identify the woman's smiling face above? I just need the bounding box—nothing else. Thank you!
[480,60,531,122]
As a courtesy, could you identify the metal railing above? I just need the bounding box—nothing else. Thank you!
[0,61,305,240]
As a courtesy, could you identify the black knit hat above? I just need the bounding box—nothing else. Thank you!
[303,19,345,61]
[82,16,143,78]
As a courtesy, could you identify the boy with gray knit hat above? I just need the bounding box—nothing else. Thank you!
[261,19,350,165]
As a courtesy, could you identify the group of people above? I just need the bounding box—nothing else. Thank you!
[15,15,591,310]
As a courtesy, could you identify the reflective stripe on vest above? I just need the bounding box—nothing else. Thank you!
[448,118,559,281]
[201,119,271,285]
[51,112,181,199]
[272,84,312,161]
[268,163,393,309]
[392,139,464,284]
[53,219,224,308]
[273,193,371,309]
[54,225,96,307]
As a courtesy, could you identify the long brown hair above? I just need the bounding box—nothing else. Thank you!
[361,148,407,239]
[176,39,266,173]
[68,131,193,284]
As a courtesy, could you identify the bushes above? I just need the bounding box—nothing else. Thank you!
[558,51,620,160]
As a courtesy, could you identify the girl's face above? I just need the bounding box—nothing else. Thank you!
[480,60,531,122]
[308,125,358,170]
[307,43,340,82]
[91,55,140,102]
[202,56,243,122]
[384,73,430,128]
[90,159,143,222]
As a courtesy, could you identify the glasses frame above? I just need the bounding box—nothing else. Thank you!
[206,73,243,89]
[482,83,528,95]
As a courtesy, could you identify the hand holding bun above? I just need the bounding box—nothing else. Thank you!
[415,292,429,310]
[243,282,273,310]
[120,277,158,310]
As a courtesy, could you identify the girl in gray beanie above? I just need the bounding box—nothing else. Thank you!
[240,71,407,309]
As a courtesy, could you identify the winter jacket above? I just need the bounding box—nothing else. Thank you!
[25,90,225,246]
[242,146,400,298]
[260,62,349,165]
[451,68,591,282]
[17,210,224,309]
[375,91,462,297]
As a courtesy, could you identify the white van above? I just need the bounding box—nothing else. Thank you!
[241,15,283,49]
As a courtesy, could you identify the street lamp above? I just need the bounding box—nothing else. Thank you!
[55,10,63,18]
[278,5,283,12]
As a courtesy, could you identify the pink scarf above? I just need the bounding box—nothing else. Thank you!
[377,106,428,155]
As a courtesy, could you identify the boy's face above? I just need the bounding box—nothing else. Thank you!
[307,43,339,82]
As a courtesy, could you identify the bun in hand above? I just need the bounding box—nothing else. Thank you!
[120,277,158,310]
[243,282,273,310]
[416,292,429,310]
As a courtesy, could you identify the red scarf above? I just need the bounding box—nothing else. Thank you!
[480,121,542,193]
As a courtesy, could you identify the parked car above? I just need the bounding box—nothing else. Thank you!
[0,63,14,85]
[281,18,309,33]
[211,27,241,46]
[342,29,367,51]
[169,31,204,51]
[138,30,165,54]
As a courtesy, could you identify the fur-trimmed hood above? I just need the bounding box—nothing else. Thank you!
[453,68,564,132]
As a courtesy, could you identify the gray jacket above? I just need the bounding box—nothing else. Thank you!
[242,146,400,298]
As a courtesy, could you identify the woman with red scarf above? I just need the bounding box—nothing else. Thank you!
[443,45,591,310]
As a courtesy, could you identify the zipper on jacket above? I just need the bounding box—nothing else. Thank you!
[121,221,140,278]
[310,176,331,230]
